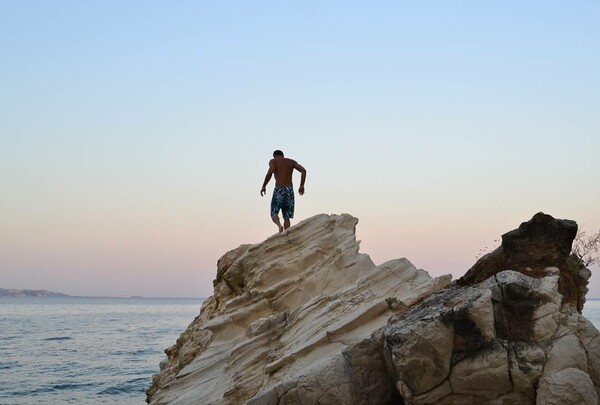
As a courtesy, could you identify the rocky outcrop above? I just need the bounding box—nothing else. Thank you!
[385,268,599,404]
[147,214,451,404]
[147,213,599,405]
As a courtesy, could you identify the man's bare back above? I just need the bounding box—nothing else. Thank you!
[260,150,307,232]
[271,157,302,187]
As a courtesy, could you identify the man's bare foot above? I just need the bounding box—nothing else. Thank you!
[278,224,284,233]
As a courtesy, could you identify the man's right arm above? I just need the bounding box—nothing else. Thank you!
[261,159,276,196]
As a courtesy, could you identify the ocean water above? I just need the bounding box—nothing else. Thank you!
[0,297,203,405]
[0,297,599,405]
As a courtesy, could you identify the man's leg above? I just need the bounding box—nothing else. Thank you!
[283,188,294,230]
[271,215,284,233]
[270,188,284,233]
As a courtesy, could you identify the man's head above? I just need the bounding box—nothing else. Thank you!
[273,150,284,158]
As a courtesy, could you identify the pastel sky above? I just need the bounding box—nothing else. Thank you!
[1,1,599,298]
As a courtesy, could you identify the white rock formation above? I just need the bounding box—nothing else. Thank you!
[147,214,451,404]
[147,212,600,405]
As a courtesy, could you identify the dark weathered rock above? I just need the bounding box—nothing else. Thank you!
[457,212,589,312]
[459,213,577,287]
[502,212,577,264]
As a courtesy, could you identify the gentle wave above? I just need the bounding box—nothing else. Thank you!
[0,362,20,370]
[9,382,97,397]
[97,377,148,395]
[109,348,155,356]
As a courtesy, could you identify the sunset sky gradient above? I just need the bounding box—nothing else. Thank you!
[2,1,599,297]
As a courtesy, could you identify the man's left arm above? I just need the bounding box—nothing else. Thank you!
[294,162,307,195]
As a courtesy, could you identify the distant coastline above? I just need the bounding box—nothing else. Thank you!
[0,288,70,298]
[0,288,203,300]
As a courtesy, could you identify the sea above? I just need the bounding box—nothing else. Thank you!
[0,297,203,405]
[0,297,599,405]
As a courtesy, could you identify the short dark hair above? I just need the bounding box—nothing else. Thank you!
[273,150,284,157]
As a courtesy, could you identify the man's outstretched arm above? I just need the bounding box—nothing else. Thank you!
[294,162,307,195]
[261,159,276,196]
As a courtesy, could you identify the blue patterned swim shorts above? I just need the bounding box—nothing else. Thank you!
[270,186,295,219]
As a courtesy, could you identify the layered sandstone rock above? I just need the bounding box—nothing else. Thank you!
[147,212,599,405]
[147,214,451,404]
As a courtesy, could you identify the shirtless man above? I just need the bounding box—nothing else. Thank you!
[260,150,307,232]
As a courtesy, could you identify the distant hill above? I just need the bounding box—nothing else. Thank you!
[0,288,71,298]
